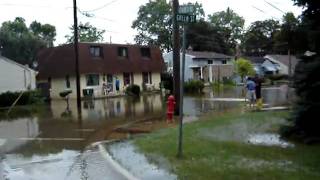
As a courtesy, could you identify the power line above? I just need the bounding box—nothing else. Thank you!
[264,0,285,14]
[252,6,265,14]
[81,0,121,12]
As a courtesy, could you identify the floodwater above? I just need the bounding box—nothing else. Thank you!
[0,86,290,179]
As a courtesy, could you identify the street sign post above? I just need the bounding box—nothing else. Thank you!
[176,3,196,158]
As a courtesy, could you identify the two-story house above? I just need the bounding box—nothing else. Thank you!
[37,43,165,99]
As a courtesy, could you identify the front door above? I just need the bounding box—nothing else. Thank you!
[107,74,113,92]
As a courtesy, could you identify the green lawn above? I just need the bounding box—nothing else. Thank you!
[133,111,320,180]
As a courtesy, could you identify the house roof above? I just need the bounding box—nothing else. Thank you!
[0,55,36,72]
[244,56,265,64]
[186,51,232,60]
[37,43,165,79]
[265,54,300,71]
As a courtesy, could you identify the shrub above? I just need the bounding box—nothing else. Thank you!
[267,74,289,81]
[125,84,141,96]
[0,90,43,107]
[184,80,204,93]
[161,73,173,92]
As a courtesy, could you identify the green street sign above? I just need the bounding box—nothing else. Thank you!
[176,14,196,23]
[179,4,194,14]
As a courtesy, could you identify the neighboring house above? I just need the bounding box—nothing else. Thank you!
[37,43,165,99]
[245,55,300,76]
[264,54,300,75]
[163,50,233,83]
[0,56,37,94]
[245,56,266,76]
[261,59,281,75]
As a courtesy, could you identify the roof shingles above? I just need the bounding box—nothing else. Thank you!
[37,43,165,79]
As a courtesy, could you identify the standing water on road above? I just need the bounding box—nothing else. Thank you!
[0,87,289,179]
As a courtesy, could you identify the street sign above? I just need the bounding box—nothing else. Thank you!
[178,4,194,14]
[176,14,196,23]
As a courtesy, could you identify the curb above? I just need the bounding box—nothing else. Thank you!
[96,141,139,180]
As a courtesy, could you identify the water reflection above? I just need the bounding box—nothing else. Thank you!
[50,94,164,121]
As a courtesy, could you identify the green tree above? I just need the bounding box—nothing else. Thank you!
[30,21,56,47]
[235,58,255,82]
[208,7,245,52]
[273,12,301,54]
[132,0,204,52]
[65,22,105,43]
[187,20,230,54]
[0,17,56,66]
[242,19,280,56]
[282,0,320,141]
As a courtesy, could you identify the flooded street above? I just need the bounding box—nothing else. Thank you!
[0,86,290,179]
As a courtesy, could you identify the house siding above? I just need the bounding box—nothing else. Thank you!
[49,72,162,99]
[0,57,36,94]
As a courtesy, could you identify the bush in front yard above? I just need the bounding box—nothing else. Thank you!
[125,84,141,96]
[184,80,204,93]
[0,90,43,107]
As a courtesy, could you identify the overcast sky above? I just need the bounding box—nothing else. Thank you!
[0,0,302,45]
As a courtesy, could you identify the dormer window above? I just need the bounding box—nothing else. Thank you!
[118,47,128,58]
[140,47,151,58]
[90,46,103,57]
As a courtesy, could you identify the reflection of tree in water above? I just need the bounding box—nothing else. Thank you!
[80,156,89,180]
[143,95,154,114]
[83,101,95,110]
[125,97,136,117]
[108,100,115,118]
[64,153,88,180]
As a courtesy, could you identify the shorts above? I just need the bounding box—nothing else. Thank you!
[247,90,256,103]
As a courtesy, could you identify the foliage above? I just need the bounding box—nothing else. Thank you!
[0,17,56,66]
[65,22,105,43]
[132,0,204,52]
[208,7,245,52]
[125,84,141,96]
[235,58,255,81]
[184,80,204,93]
[273,12,305,54]
[283,55,320,140]
[187,20,230,54]
[161,73,173,92]
[280,0,320,141]
[132,0,172,51]
[0,90,43,107]
[242,19,280,56]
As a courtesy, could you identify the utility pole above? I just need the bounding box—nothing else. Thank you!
[172,0,180,115]
[177,24,187,158]
[73,0,82,117]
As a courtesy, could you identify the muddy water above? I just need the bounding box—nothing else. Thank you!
[0,87,289,179]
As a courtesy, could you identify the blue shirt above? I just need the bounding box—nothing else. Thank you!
[246,80,256,91]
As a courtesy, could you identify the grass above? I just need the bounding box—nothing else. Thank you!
[133,111,320,180]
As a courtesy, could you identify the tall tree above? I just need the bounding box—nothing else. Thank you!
[132,0,204,52]
[65,22,105,43]
[242,19,280,56]
[208,7,245,53]
[30,21,56,47]
[187,20,229,54]
[274,12,302,54]
[282,0,320,141]
[0,17,56,66]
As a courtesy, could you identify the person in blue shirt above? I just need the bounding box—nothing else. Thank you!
[246,77,256,107]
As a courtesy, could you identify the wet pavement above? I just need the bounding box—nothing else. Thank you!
[0,86,290,180]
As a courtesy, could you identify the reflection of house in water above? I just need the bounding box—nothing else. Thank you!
[0,118,39,153]
[50,94,164,121]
